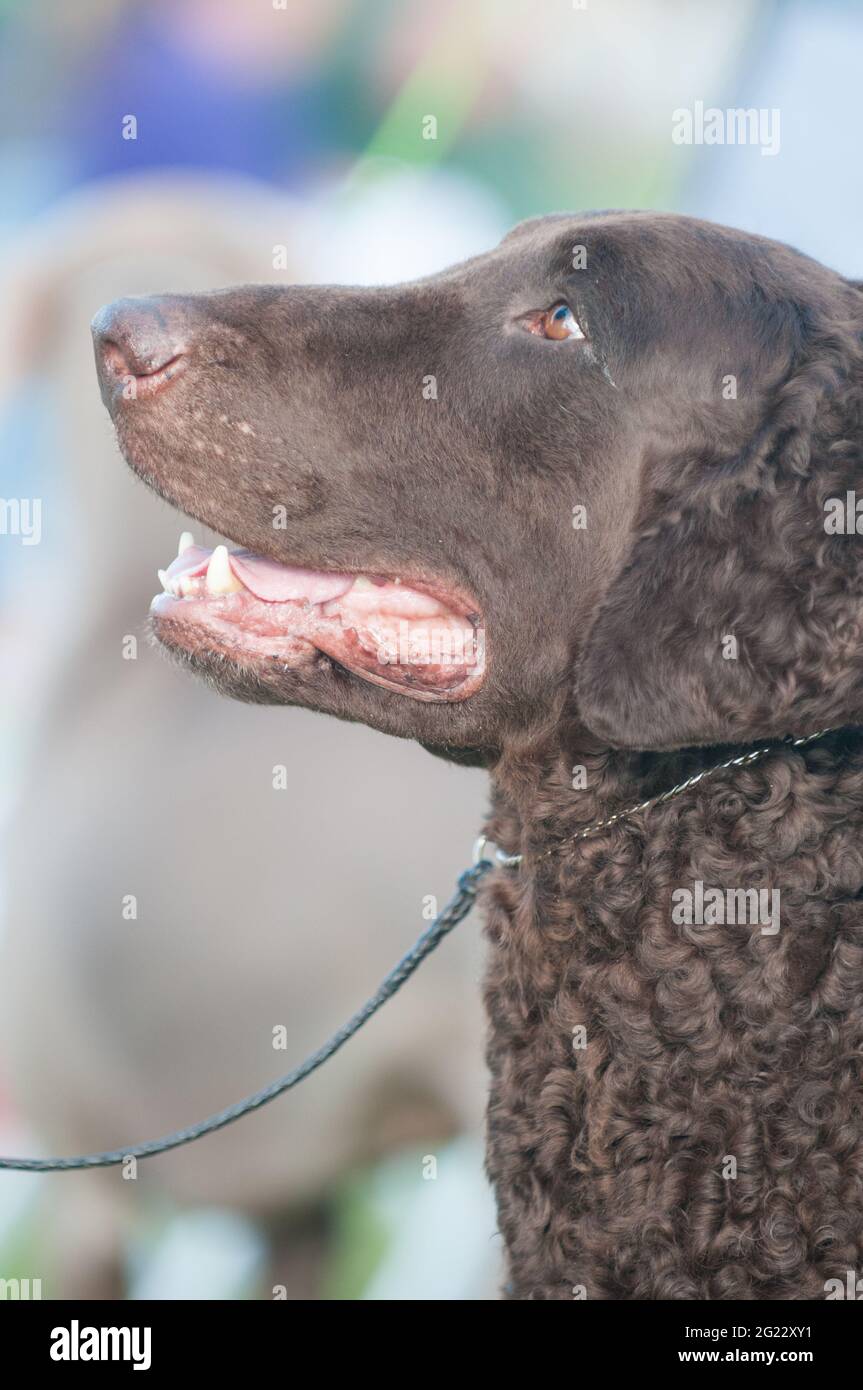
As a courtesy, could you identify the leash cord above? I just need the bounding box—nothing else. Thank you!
[0,728,840,1173]
[0,860,492,1172]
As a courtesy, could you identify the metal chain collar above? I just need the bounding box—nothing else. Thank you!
[474,727,836,869]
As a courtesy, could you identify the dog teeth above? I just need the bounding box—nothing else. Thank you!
[352,576,375,591]
[157,568,170,592]
[205,544,244,595]
[178,531,195,556]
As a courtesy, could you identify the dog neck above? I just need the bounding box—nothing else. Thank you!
[486,723,738,862]
[481,725,863,1298]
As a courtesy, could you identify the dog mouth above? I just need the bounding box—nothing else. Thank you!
[150,534,486,702]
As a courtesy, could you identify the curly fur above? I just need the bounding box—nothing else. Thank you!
[485,730,863,1299]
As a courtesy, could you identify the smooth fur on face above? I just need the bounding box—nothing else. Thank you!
[92,215,633,758]
[92,212,863,760]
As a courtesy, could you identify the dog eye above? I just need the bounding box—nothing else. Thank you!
[524,302,586,341]
[544,303,584,340]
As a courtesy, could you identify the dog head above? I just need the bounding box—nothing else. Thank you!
[93,212,863,760]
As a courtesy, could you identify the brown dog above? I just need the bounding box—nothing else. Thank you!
[94,212,863,1299]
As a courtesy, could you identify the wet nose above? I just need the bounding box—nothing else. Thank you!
[92,297,187,407]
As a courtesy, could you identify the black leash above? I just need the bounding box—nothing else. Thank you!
[1,727,837,1175]
[0,860,493,1172]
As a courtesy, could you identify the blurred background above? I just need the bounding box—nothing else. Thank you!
[0,0,861,1301]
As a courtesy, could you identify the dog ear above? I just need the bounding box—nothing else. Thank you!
[576,329,863,751]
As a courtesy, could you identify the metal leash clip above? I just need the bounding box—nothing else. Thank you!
[472,834,523,869]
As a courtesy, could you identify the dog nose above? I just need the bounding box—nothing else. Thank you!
[92,297,187,406]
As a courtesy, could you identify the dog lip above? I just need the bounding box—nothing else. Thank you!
[97,344,187,403]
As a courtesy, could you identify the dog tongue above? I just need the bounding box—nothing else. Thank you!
[165,546,355,604]
[228,552,354,603]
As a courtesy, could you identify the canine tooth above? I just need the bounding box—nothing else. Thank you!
[352,576,375,591]
[157,568,170,592]
[178,531,195,555]
[206,544,243,595]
